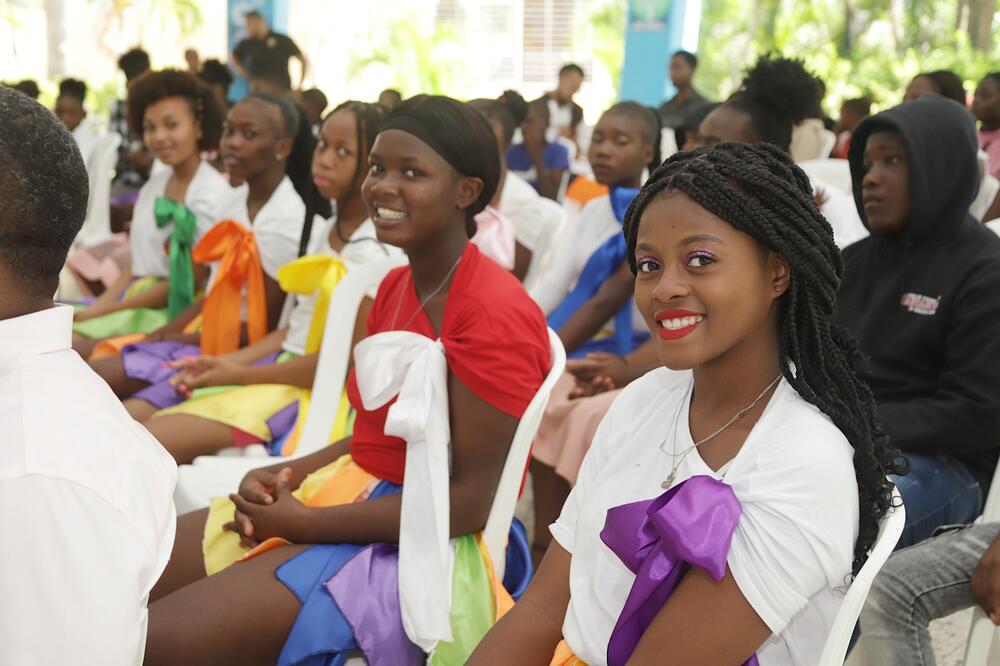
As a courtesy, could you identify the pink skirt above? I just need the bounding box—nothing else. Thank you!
[530,371,622,486]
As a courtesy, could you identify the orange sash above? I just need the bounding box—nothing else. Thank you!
[193,220,268,356]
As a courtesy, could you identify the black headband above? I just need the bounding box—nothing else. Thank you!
[379,112,467,176]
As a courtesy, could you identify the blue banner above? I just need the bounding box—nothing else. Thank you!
[620,0,700,106]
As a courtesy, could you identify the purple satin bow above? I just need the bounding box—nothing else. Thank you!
[600,475,760,666]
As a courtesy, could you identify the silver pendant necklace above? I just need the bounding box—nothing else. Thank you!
[390,253,463,331]
[659,374,782,490]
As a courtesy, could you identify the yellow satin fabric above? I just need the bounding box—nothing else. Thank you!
[193,220,267,356]
[203,454,369,575]
[276,254,354,456]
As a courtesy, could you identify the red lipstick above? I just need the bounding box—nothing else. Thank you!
[654,309,704,341]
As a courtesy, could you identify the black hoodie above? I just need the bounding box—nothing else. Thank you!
[837,96,1000,488]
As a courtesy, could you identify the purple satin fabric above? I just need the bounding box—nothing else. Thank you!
[325,543,423,666]
[600,475,759,666]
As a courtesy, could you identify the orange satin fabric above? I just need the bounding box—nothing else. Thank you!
[193,220,268,356]
[549,641,586,666]
[565,177,608,207]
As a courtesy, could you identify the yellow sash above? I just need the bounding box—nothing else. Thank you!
[276,255,354,455]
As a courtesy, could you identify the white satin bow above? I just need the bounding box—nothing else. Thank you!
[353,330,455,652]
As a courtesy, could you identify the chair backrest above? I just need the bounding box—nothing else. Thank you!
[294,255,409,456]
[819,128,837,160]
[483,327,567,579]
[76,133,121,248]
[524,197,568,291]
[797,158,853,195]
[817,486,905,666]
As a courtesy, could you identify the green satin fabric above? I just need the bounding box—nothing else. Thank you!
[154,196,198,318]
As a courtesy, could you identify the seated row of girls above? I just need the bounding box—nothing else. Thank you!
[529,55,868,556]
[471,140,903,665]
[72,70,238,359]
[89,92,320,436]
[527,101,671,559]
[134,100,403,464]
[143,95,553,666]
[470,91,560,286]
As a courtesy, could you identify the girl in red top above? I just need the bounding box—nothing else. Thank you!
[144,95,551,666]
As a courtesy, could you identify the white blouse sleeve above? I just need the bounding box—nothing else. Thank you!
[726,417,859,634]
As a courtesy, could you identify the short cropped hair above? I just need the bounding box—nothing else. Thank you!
[58,78,87,103]
[118,48,151,80]
[559,63,585,78]
[673,50,698,69]
[0,88,88,296]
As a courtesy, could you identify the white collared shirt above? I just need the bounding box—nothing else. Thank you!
[0,306,177,665]
[227,176,307,279]
[130,160,241,278]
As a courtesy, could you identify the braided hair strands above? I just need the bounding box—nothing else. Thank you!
[624,142,907,576]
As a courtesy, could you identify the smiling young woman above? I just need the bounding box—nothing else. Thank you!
[140,95,552,666]
[71,69,232,354]
[470,142,903,666]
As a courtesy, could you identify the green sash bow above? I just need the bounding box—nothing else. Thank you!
[154,196,198,318]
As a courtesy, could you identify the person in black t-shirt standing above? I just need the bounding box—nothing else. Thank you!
[231,10,307,92]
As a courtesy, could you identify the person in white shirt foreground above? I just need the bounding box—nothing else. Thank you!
[0,85,177,665]
[470,142,906,665]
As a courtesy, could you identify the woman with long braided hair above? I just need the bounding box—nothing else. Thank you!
[471,141,903,666]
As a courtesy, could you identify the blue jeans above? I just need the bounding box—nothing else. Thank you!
[892,453,983,550]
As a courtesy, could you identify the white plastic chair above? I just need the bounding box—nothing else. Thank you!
[798,158,853,195]
[523,197,567,291]
[173,255,408,513]
[963,455,1000,665]
[75,133,121,248]
[484,327,566,578]
[817,486,905,666]
[818,128,837,160]
[343,329,566,666]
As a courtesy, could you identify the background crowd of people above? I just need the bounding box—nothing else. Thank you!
[6,8,1000,665]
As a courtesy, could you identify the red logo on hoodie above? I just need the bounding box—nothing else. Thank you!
[900,293,942,316]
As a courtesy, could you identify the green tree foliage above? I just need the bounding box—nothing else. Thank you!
[695,0,1000,115]
[346,12,472,97]
[581,0,629,92]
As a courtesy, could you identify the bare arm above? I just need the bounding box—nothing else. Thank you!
[469,542,571,665]
[512,241,533,282]
[79,264,210,320]
[237,368,520,545]
[230,50,250,80]
[557,260,633,354]
[172,298,373,391]
[627,566,770,665]
[79,267,134,316]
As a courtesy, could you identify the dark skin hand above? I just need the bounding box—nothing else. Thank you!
[223,357,520,548]
[566,340,660,399]
[973,532,1000,624]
